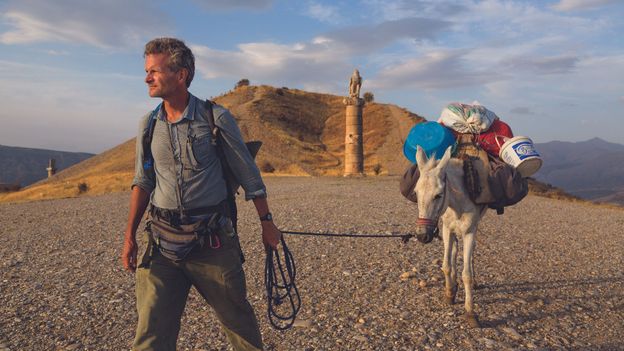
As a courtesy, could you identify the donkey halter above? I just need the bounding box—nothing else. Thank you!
[417,174,449,227]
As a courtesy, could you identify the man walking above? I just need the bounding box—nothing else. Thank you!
[121,37,280,351]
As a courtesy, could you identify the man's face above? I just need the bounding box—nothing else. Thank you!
[144,53,184,98]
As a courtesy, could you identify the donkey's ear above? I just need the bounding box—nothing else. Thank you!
[415,146,428,170]
[436,146,453,170]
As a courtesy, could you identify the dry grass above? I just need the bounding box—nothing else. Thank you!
[0,172,133,203]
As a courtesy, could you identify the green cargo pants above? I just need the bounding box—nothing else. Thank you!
[132,230,263,351]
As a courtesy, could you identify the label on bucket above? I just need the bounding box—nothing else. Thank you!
[512,141,540,160]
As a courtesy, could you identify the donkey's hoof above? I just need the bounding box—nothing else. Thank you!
[443,295,456,305]
[464,312,481,328]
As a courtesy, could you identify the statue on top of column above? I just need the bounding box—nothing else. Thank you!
[349,69,362,98]
[344,69,363,106]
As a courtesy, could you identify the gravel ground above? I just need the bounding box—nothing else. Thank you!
[1,177,623,351]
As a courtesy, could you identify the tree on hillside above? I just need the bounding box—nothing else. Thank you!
[235,78,250,89]
[363,91,374,103]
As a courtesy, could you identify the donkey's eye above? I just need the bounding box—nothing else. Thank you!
[434,193,443,200]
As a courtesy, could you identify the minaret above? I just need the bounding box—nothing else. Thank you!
[46,158,56,178]
[343,69,364,176]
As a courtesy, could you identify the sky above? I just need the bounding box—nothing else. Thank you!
[1,0,623,153]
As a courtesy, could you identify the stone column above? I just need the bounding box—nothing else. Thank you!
[344,98,364,176]
[344,69,364,176]
[46,158,56,178]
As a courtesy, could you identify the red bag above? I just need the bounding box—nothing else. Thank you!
[446,119,513,157]
[477,119,513,156]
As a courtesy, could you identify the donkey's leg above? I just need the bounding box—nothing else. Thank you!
[441,226,457,305]
[462,232,480,327]
[451,234,458,288]
[470,254,478,289]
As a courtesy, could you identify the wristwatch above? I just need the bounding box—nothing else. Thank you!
[259,212,273,222]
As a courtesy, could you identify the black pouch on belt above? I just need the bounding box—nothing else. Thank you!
[148,213,218,262]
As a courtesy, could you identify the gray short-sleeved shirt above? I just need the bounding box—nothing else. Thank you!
[132,94,266,211]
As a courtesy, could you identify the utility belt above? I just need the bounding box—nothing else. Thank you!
[151,201,229,226]
[144,202,236,263]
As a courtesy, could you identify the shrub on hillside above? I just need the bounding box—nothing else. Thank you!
[235,79,250,89]
[78,182,89,194]
[0,183,21,193]
[259,161,275,173]
[373,163,382,175]
[363,92,374,103]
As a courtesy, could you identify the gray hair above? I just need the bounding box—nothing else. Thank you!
[144,37,195,87]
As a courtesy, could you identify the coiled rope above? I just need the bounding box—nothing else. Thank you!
[264,235,301,330]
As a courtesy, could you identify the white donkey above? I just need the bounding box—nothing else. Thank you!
[413,146,487,328]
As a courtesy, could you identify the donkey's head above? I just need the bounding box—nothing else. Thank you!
[413,146,452,243]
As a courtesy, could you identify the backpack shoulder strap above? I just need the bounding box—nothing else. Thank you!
[141,103,161,171]
[203,99,239,222]
[203,99,219,146]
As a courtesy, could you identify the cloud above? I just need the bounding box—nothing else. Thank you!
[362,0,467,21]
[305,2,343,24]
[510,107,534,115]
[504,55,580,74]
[0,0,171,48]
[319,17,451,55]
[191,16,450,91]
[45,49,69,56]
[0,59,147,153]
[367,50,503,90]
[192,41,351,92]
[552,0,618,11]
[191,0,273,10]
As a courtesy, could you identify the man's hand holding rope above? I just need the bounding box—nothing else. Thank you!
[262,221,282,249]
[252,196,281,249]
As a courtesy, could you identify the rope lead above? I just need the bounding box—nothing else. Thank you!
[264,236,301,330]
[282,230,415,243]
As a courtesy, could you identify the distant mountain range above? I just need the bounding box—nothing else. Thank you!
[533,138,624,205]
[0,145,93,187]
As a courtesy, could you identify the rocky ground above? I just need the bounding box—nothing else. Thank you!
[1,177,623,351]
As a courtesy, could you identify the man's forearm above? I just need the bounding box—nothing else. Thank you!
[252,196,270,218]
[252,196,281,248]
[125,186,151,239]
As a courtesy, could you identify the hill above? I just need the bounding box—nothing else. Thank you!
[0,85,422,202]
[1,85,590,204]
[0,145,93,187]
[533,138,624,205]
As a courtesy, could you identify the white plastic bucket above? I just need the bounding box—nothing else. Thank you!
[498,136,542,177]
